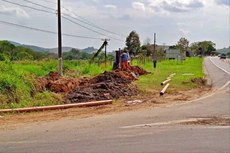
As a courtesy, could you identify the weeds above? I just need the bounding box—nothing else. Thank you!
[0,58,204,109]
[0,59,113,109]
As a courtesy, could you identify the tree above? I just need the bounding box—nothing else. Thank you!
[190,41,216,55]
[199,41,216,55]
[190,42,199,55]
[126,31,141,56]
[0,40,16,59]
[176,37,189,56]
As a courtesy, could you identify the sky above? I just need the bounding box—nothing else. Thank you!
[0,0,229,51]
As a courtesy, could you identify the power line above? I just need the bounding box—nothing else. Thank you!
[22,0,54,11]
[1,0,124,42]
[1,0,54,14]
[62,9,125,38]
[62,16,123,42]
[63,13,125,38]
[23,0,125,38]
[39,0,56,5]
[0,20,103,40]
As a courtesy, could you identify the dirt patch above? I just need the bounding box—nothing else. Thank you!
[36,71,80,93]
[36,66,149,103]
[191,78,207,86]
[64,66,149,103]
[0,86,212,130]
[182,117,230,126]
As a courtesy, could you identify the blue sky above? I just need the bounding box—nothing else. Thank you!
[0,0,229,51]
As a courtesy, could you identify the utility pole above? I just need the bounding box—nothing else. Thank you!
[57,0,63,76]
[102,38,110,67]
[153,33,156,58]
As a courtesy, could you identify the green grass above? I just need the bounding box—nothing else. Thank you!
[0,59,112,109]
[0,58,204,109]
[133,57,204,93]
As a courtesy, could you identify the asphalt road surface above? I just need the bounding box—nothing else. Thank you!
[0,57,229,153]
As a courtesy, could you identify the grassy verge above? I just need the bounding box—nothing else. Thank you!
[0,59,112,109]
[0,57,204,109]
[133,57,204,93]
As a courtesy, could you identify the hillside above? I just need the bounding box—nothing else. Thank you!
[9,41,97,53]
[216,47,230,55]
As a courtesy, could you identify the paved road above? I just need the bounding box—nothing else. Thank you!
[0,57,230,153]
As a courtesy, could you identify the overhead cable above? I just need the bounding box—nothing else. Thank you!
[22,0,54,11]
[0,20,102,40]
[62,16,123,42]
[23,0,125,38]
[1,0,124,41]
[39,0,56,4]
[1,0,54,14]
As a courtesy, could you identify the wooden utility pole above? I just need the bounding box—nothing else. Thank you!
[57,0,63,76]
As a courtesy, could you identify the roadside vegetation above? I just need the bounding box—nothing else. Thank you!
[0,34,212,109]
[0,59,113,109]
[134,57,204,93]
[0,57,204,109]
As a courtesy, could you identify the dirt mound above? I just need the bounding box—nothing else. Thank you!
[130,66,150,75]
[36,71,80,93]
[65,66,149,103]
[35,66,149,103]
[191,78,207,86]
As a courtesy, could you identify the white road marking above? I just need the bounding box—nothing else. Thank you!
[120,118,230,129]
[209,57,230,75]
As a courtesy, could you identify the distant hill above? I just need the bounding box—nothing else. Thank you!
[8,41,97,53]
[81,47,97,53]
[216,47,230,55]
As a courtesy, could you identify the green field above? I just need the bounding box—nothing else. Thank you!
[0,57,204,109]
[134,57,204,93]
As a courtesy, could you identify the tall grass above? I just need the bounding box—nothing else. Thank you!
[0,58,204,109]
[0,59,113,109]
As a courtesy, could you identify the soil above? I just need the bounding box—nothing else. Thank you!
[0,66,213,129]
[36,71,80,93]
[182,117,230,126]
[36,66,149,103]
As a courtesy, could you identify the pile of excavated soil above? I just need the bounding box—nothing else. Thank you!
[36,71,80,93]
[64,71,138,103]
[36,66,149,103]
[65,66,149,103]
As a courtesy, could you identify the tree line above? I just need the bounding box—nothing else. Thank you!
[125,31,216,57]
[0,40,113,61]
[0,40,55,61]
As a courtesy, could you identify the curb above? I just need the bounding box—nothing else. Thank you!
[0,100,112,113]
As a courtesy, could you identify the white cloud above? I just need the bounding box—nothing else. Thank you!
[0,5,29,18]
[215,0,230,6]
[0,0,229,50]
[148,0,204,13]
[132,2,146,12]
[104,4,117,10]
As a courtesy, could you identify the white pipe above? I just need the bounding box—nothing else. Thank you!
[0,100,112,113]
[169,73,176,77]
[160,83,170,95]
[161,79,171,85]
